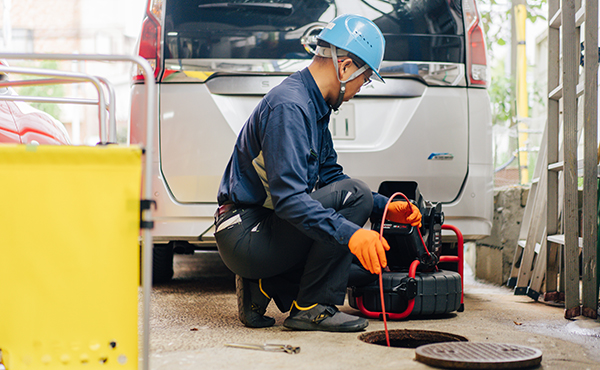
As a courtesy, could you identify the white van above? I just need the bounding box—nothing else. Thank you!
[130,0,493,282]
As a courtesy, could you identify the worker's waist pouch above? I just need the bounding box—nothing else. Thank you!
[214,204,244,233]
[214,205,270,234]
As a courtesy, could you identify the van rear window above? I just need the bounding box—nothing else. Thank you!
[164,0,465,63]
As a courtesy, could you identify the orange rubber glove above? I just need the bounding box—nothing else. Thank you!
[387,201,422,227]
[348,229,390,275]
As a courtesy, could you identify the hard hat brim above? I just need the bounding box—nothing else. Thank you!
[371,70,384,83]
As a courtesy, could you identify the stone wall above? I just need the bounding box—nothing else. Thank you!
[472,186,528,285]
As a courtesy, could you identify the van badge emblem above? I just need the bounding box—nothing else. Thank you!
[428,153,454,160]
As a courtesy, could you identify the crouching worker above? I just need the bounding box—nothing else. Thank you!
[215,14,421,332]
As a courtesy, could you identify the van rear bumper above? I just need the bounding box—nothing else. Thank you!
[150,162,218,247]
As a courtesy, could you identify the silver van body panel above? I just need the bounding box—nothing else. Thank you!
[158,78,468,204]
[130,0,493,244]
[130,76,492,242]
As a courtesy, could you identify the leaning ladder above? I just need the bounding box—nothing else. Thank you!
[545,0,598,319]
[508,0,599,319]
[538,0,598,318]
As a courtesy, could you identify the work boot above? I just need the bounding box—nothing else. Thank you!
[236,275,275,328]
[283,302,368,332]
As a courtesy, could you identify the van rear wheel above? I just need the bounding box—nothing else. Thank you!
[153,244,174,284]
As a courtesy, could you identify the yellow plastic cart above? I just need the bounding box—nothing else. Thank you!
[0,54,156,370]
[0,145,142,369]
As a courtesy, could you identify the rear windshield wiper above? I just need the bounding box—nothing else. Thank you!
[198,3,294,16]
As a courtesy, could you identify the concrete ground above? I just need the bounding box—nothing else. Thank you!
[148,251,600,370]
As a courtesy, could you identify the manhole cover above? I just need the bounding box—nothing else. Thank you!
[415,342,542,369]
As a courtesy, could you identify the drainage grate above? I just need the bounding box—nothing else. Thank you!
[415,342,542,369]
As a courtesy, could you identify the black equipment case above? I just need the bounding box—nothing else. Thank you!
[347,182,464,318]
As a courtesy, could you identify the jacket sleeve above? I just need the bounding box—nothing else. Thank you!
[261,103,359,246]
[371,192,389,219]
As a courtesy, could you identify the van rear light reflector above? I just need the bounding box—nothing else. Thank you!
[464,0,488,86]
[134,0,163,82]
[149,0,163,20]
[469,24,487,85]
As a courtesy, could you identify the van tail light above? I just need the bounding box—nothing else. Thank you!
[464,0,488,86]
[134,0,163,82]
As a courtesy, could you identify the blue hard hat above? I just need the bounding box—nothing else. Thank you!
[317,14,386,82]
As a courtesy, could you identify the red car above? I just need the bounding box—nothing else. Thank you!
[0,99,71,145]
[0,66,71,145]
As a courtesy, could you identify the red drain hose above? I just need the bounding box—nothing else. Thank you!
[356,194,465,347]
[379,192,428,347]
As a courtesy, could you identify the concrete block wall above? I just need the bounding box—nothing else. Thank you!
[472,186,528,285]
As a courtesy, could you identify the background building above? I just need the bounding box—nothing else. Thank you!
[0,0,145,144]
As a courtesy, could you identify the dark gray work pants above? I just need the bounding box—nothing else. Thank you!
[214,178,373,312]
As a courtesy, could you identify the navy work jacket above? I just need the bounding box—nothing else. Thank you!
[217,68,387,246]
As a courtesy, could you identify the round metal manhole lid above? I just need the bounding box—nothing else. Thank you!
[415,342,542,369]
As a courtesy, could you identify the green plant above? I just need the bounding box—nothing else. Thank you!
[479,0,547,127]
[488,60,514,125]
[479,0,546,59]
[13,60,64,120]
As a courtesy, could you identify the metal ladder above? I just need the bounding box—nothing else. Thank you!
[509,0,598,319]
[508,124,547,298]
